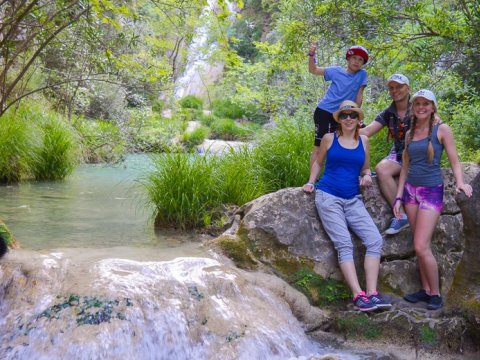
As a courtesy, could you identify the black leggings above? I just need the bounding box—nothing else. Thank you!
[314,107,338,146]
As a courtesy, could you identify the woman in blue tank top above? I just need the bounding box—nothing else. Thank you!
[393,90,473,310]
[303,100,390,312]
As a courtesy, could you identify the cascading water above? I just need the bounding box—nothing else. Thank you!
[0,252,373,360]
[0,155,395,359]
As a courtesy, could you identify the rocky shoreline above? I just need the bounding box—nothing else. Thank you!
[208,163,480,358]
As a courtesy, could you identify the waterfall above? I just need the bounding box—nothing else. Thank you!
[0,250,372,359]
[174,1,237,100]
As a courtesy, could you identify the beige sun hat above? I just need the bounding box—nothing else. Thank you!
[333,100,364,123]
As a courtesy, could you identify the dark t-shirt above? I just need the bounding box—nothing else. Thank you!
[374,101,411,160]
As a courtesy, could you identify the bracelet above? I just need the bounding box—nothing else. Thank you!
[361,173,372,177]
[305,182,314,186]
[308,53,315,57]
[393,197,402,207]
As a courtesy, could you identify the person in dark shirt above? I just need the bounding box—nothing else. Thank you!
[361,74,411,235]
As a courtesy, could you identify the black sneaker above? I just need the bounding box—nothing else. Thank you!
[353,291,377,312]
[404,289,431,303]
[368,292,392,309]
[427,295,443,310]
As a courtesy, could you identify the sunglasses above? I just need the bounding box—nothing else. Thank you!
[339,112,359,120]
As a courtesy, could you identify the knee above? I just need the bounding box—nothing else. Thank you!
[414,243,432,258]
[336,243,354,263]
[375,163,391,180]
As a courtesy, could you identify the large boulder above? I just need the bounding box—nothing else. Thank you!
[214,164,479,298]
[448,170,480,345]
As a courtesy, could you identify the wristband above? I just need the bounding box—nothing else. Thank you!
[308,53,315,57]
[361,173,372,177]
[305,182,314,186]
[393,197,402,207]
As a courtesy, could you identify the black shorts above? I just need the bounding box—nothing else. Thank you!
[314,107,338,146]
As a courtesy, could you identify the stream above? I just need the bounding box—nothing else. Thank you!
[0,155,393,359]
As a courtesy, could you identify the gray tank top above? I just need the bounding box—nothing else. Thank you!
[406,124,444,186]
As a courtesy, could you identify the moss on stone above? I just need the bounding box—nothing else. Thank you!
[334,313,382,340]
[214,235,257,269]
[0,218,18,248]
[289,267,350,306]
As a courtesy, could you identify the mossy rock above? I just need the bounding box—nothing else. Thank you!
[213,234,258,269]
[0,218,18,253]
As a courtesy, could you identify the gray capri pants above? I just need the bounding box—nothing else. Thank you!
[315,190,383,263]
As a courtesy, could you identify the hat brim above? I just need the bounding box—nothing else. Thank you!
[333,108,364,123]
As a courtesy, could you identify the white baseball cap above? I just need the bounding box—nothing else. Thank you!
[410,89,437,107]
[387,74,409,85]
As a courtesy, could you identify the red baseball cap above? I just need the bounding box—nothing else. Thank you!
[346,45,369,64]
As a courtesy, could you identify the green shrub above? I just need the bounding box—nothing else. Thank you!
[199,113,217,127]
[128,112,185,152]
[182,126,211,150]
[211,99,245,119]
[176,108,203,122]
[151,99,165,113]
[73,117,125,163]
[31,114,79,180]
[178,95,203,110]
[143,152,222,229]
[210,118,250,140]
[450,97,480,163]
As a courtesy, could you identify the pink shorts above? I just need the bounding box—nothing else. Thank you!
[403,182,444,213]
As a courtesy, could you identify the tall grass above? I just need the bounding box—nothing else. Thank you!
[143,116,315,229]
[143,152,221,229]
[0,100,80,182]
[216,145,266,205]
[252,117,312,193]
[31,114,79,180]
[0,110,34,183]
[210,118,250,140]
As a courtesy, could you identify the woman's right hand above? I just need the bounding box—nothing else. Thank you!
[393,197,403,218]
[303,182,315,193]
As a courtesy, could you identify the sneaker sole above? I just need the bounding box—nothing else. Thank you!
[403,296,430,303]
[354,305,378,312]
[374,304,392,309]
[385,223,410,235]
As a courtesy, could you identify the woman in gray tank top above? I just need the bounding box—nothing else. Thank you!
[393,89,473,310]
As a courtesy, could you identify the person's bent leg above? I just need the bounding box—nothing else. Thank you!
[315,191,361,295]
[344,195,383,295]
[375,158,402,206]
[377,157,409,234]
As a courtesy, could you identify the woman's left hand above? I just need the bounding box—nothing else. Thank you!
[360,174,372,187]
[457,183,473,197]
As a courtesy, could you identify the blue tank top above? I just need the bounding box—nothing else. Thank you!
[406,124,444,186]
[316,133,365,199]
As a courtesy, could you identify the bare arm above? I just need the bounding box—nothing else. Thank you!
[359,135,373,187]
[308,43,326,76]
[438,124,473,197]
[303,134,332,192]
[393,131,409,217]
[355,85,366,107]
[359,120,383,137]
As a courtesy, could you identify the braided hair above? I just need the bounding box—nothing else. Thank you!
[403,105,436,166]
